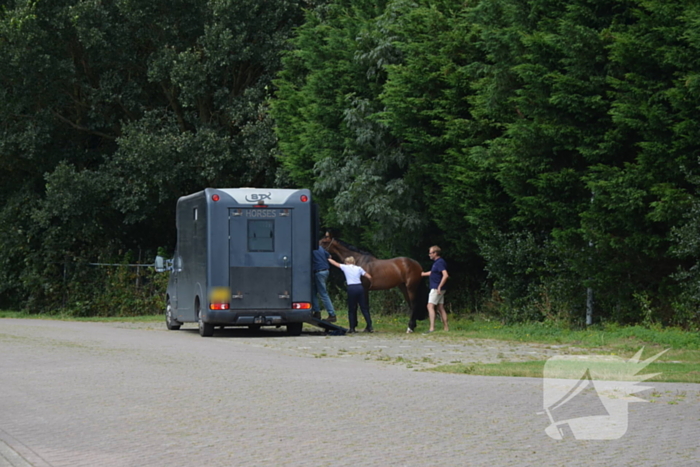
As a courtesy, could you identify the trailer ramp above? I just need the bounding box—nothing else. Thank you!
[306,317,348,335]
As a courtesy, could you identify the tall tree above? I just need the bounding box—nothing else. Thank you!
[272,0,425,254]
[588,0,700,323]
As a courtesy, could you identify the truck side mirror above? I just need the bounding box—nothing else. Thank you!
[155,256,167,273]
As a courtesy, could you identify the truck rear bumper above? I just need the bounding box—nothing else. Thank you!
[203,309,312,325]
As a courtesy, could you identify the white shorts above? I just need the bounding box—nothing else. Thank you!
[428,289,445,305]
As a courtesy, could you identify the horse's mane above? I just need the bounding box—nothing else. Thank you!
[334,239,376,259]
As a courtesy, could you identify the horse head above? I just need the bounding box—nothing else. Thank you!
[319,232,334,250]
[320,232,361,264]
[320,234,344,262]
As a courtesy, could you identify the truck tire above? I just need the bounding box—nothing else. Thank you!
[197,301,214,337]
[165,300,181,331]
[286,322,303,336]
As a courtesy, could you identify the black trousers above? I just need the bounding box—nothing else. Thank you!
[347,284,371,330]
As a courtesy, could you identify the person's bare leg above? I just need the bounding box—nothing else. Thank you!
[438,303,448,331]
[427,303,436,332]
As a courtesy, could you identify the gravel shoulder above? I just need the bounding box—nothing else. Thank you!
[114,321,583,371]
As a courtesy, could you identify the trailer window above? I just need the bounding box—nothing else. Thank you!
[248,220,274,252]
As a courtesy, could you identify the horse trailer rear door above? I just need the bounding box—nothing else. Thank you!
[228,208,293,309]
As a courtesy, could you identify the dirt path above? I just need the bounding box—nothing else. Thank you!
[115,321,587,371]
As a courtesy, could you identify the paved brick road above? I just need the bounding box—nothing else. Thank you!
[0,319,697,466]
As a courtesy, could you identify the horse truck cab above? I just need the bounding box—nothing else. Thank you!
[155,188,318,336]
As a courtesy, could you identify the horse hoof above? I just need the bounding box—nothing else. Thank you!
[406,327,414,334]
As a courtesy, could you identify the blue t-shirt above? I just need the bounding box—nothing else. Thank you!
[312,246,331,272]
[429,257,448,290]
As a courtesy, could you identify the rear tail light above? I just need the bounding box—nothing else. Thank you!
[292,302,312,310]
[209,303,230,310]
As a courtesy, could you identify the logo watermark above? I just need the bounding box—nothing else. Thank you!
[541,348,667,440]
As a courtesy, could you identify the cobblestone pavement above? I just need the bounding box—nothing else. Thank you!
[1,319,698,467]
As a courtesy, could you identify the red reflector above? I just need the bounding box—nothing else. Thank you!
[292,302,312,310]
[209,303,230,310]
[212,194,220,202]
[300,195,308,202]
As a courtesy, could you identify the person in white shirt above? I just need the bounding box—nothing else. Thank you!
[328,256,373,333]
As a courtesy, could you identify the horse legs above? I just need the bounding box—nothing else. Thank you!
[406,282,428,331]
[398,283,411,309]
[399,283,416,333]
[401,283,420,331]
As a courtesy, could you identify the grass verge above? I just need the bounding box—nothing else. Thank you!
[0,310,162,322]
[346,312,700,383]
[429,361,700,383]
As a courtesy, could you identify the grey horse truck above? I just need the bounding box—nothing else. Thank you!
[156,188,318,336]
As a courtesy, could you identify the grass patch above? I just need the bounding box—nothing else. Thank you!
[0,310,161,322]
[432,361,546,378]
[644,362,700,383]
[367,312,700,349]
[430,360,700,383]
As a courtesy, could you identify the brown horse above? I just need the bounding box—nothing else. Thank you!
[320,234,427,330]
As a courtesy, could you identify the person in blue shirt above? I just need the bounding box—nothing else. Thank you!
[421,245,449,333]
[312,235,337,322]
[328,256,373,333]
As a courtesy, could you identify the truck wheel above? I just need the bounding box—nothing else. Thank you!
[286,322,303,336]
[165,300,181,330]
[197,302,214,337]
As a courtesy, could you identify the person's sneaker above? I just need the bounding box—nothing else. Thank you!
[347,328,356,334]
[312,311,321,319]
[363,327,374,333]
[326,315,337,323]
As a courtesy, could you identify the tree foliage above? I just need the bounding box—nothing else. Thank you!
[272,0,426,254]
[273,0,700,328]
[0,0,304,311]
[2,0,700,328]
